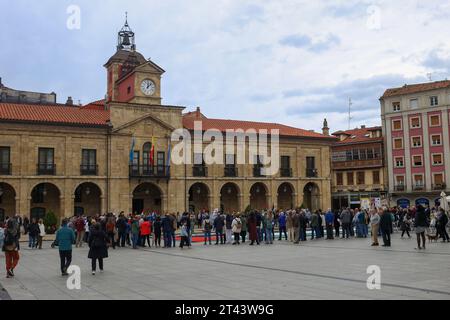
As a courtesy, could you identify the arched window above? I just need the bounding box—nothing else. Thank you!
[143,142,152,167]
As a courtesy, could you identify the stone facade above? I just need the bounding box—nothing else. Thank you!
[0,24,336,222]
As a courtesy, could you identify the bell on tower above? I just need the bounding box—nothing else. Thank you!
[117,12,136,51]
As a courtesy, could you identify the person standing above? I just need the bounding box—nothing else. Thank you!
[256,211,263,243]
[140,218,152,248]
[414,205,428,250]
[116,214,128,248]
[299,211,308,242]
[369,209,380,246]
[278,211,287,241]
[379,209,393,247]
[436,209,449,242]
[325,209,334,240]
[170,214,178,248]
[74,216,86,248]
[214,213,225,245]
[400,212,412,239]
[37,219,46,249]
[247,212,259,245]
[153,216,162,247]
[203,215,213,245]
[88,223,109,275]
[334,210,341,238]
[286,211,294,242]
[179,222,190,249]
[292,211,300,243]
[3,219,20,278]
[240,214,248,243]
[225,213,233,245]
[54,218,76,276]
[131,216,140,249]
[264,212,274,245]
[232,214,243,245]
[310,211,319,240]
[28,218,40,249]
[340,208,352,239]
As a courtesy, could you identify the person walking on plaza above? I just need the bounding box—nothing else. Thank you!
[203,215,213,245]
[286,211,294,242]
[54,218,76,276]
[436,209,449,242]
[3,219,20,278]
[37,219,46,249]
[140,218,152,248]
[379,209,392,247]
[278,211,287,241]
[414,205,428,250]
[400,212,412,239]
[325,209,334,240]
[240,214,248,243]
[88,223,109,275]
[370,209,380,246]
[28,218,39,249]
[232,214,242,245]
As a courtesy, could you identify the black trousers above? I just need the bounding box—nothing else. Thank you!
[233,233,240,243]
[59,250,72,273]
[142,235,151,247]
[334,225,340,237]
[381,229,391,246]
[216,231,225,244]
[154,232,161,246]
[326,224,334,239]
[240,231,247,243]
[278,226,287,240]
[91,258,103,271]
[401,229,411,237]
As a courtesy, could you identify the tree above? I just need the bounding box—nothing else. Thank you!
[43,211,58,234]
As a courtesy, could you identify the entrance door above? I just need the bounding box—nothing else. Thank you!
[132,199,144,215]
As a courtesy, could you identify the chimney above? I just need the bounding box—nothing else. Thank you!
[66,96,74,106]
[361,125,366,129]
[0,77,3,87]
[322,118,330,136]
[196,107,201,119]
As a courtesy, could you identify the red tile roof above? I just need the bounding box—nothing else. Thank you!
[183,110,334,139]
[0,102,110,127]
[332,126,383,145]
[81,99,106,110]
[381,80,450,98]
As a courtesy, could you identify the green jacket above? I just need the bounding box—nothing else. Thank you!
[131,220,140,234]
[55,226,75,251]
[264,217,274,230]
[240,216,247,232]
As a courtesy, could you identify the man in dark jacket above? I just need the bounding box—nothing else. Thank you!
[162,214,173,248]
[256,212,263,242]
[299,212,308,242]
[116,214,128,247]
[379,210,393,247]
[214,214,225,245]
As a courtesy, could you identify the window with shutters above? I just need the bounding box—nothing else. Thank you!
[413,155,423,167]
[410,117,420,128]
[347,172,354,185]
[432,154,443,165]
[394,138,403,149]
[431,134,441,146]
[429,115,441,127]
[336,173,343,186]
[395,157,404,168]
[392,120,402,131]
[411,136,422,148]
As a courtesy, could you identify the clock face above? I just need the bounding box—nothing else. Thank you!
[140,79,156,96]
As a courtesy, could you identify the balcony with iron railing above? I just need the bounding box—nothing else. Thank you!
[432,183,447,191]
[37,163,56,175]
[80,164,98,176]
[0,163,11,175]
[306,168,318,178]
[129,165,170,178]
[224,166,238,177]
[280,167,293,177]
[412,183,425,191]
[193,165,208,177]
[253,166,265,177]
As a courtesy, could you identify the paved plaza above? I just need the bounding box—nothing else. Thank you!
[1,233,450,300]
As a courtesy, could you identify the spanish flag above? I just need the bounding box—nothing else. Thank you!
[150,136,155,166]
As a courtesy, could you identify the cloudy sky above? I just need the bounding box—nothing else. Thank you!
[1,0,450,133]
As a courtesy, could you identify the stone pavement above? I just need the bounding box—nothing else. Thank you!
[1,233,450,300]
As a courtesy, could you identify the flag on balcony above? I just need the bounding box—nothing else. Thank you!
[129,136,136,164]
[150,136,156,166]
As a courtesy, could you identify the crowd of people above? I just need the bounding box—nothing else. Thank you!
[1,204,449,278]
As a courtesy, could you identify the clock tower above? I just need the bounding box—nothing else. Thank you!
[104,15,165,105]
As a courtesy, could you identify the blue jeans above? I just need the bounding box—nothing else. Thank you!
[265,228,273,243]
[131,233,139,249]
[204,231,212,244]
[256,227,262,242]
[171,231,176,247]
[361,224,368,237]
[29,235,37,248]
[163,231,172,247]
[311,226,320,239]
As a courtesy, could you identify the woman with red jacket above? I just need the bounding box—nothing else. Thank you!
[140,218,152,248]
